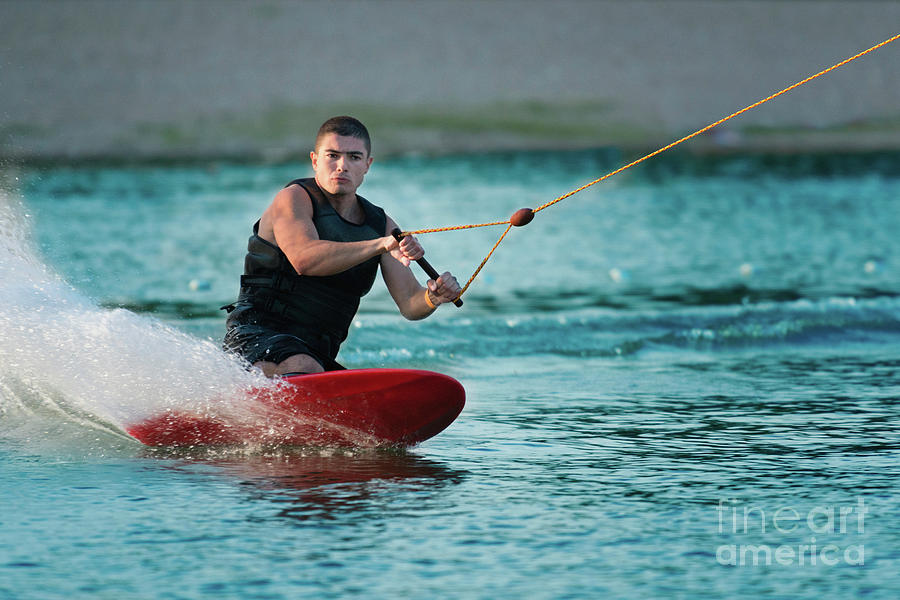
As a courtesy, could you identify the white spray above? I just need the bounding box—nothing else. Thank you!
[0,190,272,444]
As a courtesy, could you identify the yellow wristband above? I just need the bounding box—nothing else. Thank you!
[424,289,438,310]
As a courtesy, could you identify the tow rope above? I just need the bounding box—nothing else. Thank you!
[402,33,900,302]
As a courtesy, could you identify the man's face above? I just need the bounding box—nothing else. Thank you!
[311,133,373,196]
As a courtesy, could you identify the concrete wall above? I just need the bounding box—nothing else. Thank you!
[3,0,899,160]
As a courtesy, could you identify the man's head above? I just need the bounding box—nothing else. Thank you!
[314,116,371,156]
[311,116,373,197]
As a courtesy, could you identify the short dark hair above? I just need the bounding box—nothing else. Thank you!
[315,116,371,155]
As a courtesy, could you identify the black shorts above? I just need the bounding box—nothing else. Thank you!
[222,322,346,371]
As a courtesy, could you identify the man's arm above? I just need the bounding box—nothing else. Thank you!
[260,185,398,276]
[380,216,461,320]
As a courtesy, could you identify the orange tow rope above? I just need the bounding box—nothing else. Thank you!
[402,33,900,301]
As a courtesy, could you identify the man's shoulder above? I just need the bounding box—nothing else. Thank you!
[277,180,313,201]
[283,177,316,191]
[268,183,315,224]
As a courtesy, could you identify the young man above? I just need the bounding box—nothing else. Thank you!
[223,116,461,376]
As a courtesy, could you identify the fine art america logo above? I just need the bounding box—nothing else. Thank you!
[716,497,867,567]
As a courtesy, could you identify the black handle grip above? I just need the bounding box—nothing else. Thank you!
[392,228,463,307]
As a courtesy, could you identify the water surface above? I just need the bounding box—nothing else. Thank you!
[2,150,900,598]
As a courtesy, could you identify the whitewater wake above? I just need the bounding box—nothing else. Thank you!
[0,192,271,447]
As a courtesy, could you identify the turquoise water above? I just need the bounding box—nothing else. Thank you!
[2,150,900,598]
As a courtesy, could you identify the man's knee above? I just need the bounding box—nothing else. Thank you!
[280,354,325,375]
[254,354,325,377]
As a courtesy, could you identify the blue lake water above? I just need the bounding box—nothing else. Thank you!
[2,149,900,598]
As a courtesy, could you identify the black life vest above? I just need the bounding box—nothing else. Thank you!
[223,178,387,361]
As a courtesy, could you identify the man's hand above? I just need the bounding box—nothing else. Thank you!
[385,233,425,267]
[427,272,462,306]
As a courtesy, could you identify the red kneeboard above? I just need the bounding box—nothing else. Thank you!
[125,369,465,448]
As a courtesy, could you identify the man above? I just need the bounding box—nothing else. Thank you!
[223,116,461,376]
